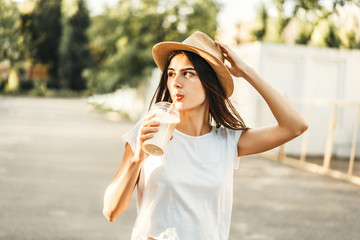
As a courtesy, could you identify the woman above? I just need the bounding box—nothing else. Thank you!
[103,31,308,240]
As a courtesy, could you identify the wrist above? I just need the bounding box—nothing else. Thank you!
[132,150,147,165]
[241,66,257,82]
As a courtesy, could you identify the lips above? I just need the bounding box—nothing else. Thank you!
[175,94,184,101]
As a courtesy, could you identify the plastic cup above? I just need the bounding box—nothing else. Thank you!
[142,102,180,156]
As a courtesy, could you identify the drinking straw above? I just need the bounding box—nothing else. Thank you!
[168,99,177,113]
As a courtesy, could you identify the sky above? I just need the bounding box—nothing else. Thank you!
[85,0,266,29]
[216,0,266,28]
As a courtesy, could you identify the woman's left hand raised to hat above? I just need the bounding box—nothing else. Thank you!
[215,41,252,80]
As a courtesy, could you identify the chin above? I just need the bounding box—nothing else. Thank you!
[177,104,201,112]
[175,102,184,110]
[175,98,207,111]
[174,101,189,110]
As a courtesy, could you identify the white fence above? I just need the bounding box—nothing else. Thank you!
[232,42,360,158]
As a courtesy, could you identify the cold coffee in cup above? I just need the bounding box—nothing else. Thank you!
[142,102,180,156]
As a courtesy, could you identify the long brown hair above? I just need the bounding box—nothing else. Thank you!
[149,50,248,130]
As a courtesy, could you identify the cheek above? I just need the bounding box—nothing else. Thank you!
[200,87,207,102]
[192,81,207,101]
[167,80,173,96]
[167,80,171,91]
[197,80,206,95]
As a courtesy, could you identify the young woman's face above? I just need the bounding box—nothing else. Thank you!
[167,54,207,111]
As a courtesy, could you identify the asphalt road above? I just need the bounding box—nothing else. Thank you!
[0,96,359,240]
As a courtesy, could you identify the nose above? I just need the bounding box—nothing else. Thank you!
[172,74,182,89]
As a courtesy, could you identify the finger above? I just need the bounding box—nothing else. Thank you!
[140,126,159,135]
[214,40,225,48]
[225,64,232,72]
[144,113,156,121]
[217,44,236,66]
[223,52,229,58]
[217,43,239,64]
[143,119,160,127]
[222,54,235,70]
[215,41,229,54]
[223,53,234,64]
[139,133,154,142]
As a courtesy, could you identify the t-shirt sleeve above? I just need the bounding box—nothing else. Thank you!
[122,119,143,153]
[227,128,243,170]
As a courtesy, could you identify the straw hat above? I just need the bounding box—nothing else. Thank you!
[152,31,234,98]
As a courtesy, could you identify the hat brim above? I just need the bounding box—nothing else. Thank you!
[152,42,234,98]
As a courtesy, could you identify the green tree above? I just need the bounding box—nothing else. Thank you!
[325,23,341,48]
[28,0,62,88]
[269,0,291,42]
[85,0,219,93]
[0,0,25,92]
[295,22,313,44]
[346,30,360,49]
[187,0,219,38]
[251,4,268,41]
[59,0,90,91]
[252,0,360,48]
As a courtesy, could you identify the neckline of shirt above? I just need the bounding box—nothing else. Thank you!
[174,126,214,140]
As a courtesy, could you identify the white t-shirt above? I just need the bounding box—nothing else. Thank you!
[122,120,242,240]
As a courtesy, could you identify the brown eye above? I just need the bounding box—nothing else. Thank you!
[184,71,192,77]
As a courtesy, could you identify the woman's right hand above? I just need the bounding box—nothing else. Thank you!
[135,113,160,161]
[103,114,159,221]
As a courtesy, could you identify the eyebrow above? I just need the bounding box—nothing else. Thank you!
[167,67,196,71]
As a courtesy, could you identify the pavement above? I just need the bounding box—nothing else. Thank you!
[0,96,359,240]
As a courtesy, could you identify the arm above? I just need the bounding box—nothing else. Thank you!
[102,115,159,222]
[216,42,309,156]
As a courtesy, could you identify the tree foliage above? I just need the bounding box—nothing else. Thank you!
[0,0,26,92]
[0,0,23,65]
[325,23,341,48]
[2,0,218,94]
[251,4,268,41]
[85,0,219,93]
[26,0,62,88]
[251,0,360,49]
[59,0,90,91]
